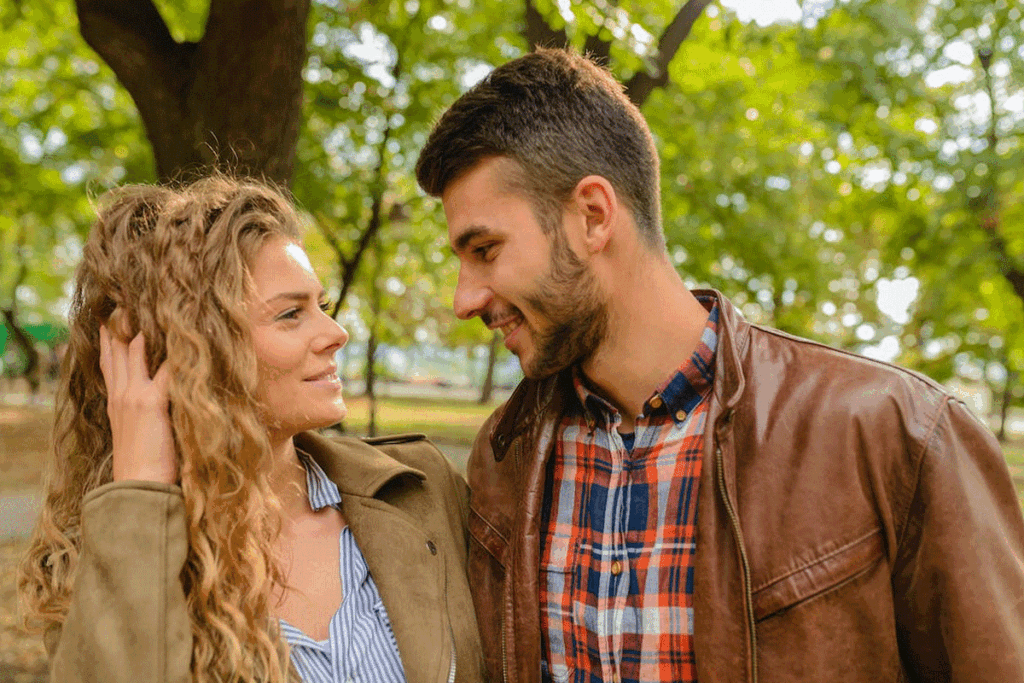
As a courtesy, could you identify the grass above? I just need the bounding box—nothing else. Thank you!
[341,393,497,445]
[0,405,52,493]
[0,394,501,496]
[1001,441,1024,511]
[0,538,47,682]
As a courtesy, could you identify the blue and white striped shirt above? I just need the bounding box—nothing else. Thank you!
[282,451,407,683]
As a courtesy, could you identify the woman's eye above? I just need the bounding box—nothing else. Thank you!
[277,308,301,321]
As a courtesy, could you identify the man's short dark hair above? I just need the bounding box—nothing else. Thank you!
[415,48,664,251]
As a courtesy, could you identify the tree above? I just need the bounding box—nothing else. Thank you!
[74,0,310,184]
[1,1,149,389]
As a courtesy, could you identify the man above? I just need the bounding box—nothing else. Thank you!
[415,48,1024,683]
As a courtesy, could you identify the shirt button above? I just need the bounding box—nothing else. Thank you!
[426,540,438,555]
[675,409,687,421]
[610,560,622,575]
[649,396,663,409]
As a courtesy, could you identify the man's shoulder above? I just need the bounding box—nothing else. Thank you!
[741,323,958,430]
[748,323,947,393]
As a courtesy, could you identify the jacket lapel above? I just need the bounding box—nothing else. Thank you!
[344,496,448,683]
[293,431,449,683]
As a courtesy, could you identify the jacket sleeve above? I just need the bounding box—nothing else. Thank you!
[891,398,1024,681]
[47,480,192,683]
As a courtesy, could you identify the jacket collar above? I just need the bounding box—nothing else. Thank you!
[293,430,425,498]
[487,289,750,460]
[692,289,749,414]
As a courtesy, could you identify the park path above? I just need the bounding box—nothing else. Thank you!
[0,441,471,541]
[0,491,40,541]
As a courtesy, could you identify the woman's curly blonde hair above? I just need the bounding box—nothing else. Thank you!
[18,175,307,682]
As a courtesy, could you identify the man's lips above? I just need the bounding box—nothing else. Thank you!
[488,315,523,338]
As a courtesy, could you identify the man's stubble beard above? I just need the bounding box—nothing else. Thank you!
[522,228,609,379]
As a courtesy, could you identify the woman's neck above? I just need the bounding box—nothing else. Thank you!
[267,436,310,520]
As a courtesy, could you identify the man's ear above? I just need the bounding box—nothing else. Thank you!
[571,175,617,254]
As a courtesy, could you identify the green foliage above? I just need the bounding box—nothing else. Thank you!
[0,0,151,336]
[5,0,1024,425]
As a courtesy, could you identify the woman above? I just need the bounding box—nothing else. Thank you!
[18,176,483,683]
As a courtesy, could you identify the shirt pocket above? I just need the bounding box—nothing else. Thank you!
[540,535,582,683]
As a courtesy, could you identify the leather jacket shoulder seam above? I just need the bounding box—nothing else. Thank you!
[894,393,953,547]
[750,324,946,393]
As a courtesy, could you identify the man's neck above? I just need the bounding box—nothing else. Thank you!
[580,264,709,432]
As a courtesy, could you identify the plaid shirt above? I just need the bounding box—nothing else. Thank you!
[539,298,719,683]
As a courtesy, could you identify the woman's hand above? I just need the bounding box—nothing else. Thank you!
[99,324,177,484]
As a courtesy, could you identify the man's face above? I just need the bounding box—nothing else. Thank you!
[442,158,608,378]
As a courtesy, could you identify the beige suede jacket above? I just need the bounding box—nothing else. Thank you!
[45,431,485,683]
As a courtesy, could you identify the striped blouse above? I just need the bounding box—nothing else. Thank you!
[282,450,407,683]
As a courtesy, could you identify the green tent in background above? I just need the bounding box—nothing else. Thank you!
[0,323,69,356]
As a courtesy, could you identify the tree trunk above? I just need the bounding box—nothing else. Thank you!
[522,0,712,107]
[1,308,40,395]
[75,0,310,185]
[365,324,378,438]
[479,331,500,404]
[364,236,386,437]
[999,371,1015,442]
[1,222,40,394]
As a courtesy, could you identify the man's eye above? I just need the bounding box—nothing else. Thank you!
[474,244,495,261]
[319,300,334,313]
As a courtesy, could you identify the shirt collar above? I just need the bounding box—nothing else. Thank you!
[296,448,343,512]
[572,295,719,428]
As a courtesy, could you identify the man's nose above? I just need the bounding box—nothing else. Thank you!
[453,268,491,320]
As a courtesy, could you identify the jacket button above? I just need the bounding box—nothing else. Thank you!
[426,540,437,555]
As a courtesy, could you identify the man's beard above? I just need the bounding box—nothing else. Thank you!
[520,231,608,379]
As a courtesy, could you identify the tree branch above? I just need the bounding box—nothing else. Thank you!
[75,0,191,101]
[328,43,407,317]
[2,222,40,388]
[583,32,611,64]
[625,0,713,107]
[524,0,568,48]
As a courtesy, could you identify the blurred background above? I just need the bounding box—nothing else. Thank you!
[1,0,1022,678]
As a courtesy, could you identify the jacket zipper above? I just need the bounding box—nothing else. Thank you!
[448,622,457,683]
[501,617,509,683]
[716,445,758,683]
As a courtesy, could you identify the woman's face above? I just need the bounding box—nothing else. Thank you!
[248,236,349,441]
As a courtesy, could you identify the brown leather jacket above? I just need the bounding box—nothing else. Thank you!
[466,290,1024,683]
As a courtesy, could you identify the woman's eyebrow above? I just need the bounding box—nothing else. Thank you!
[263,290,326,305]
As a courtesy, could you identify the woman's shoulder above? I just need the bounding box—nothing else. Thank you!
[295,430,465,495]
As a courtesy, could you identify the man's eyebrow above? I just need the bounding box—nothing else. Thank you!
[451,226,495,254]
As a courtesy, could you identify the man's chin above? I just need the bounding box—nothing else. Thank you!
[519,351,578,380]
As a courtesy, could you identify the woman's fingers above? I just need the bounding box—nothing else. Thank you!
[127,332,147,391]
[99,325,110,383]
[100,327,178,485]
